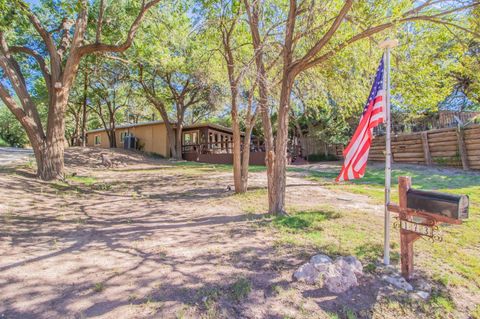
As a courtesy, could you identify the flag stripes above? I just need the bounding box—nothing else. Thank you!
[336,58,386,182]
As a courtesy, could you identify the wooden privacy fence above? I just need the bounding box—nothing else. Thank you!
[369,125,480,170]
[304,137,344,158]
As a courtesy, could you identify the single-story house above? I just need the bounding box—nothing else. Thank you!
[86,121,265,165]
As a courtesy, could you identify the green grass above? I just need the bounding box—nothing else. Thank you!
[429,292,456,313]
[118,162,266,176]
[67,175,97,186]
[232,188,268,213]
[269,207,388,262]
[229,277,252,302]
[299,165,479,204]
[289,163,480,315]
[471,304,480,319]
[272,209,340,232]
[172,161,266,173]
[93,282,105,293]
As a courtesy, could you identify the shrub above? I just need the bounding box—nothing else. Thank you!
[307,153,338,162]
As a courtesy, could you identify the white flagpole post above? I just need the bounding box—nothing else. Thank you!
[379,39,398,265]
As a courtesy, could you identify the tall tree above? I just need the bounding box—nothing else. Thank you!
[66,58,92,146]
[216,1,258,193]
[139,67,213,159]
[244,0,479,214]
[449,6,480,108]
[135,4,218,159]
[89,59,131,148]
[0,0,160,180]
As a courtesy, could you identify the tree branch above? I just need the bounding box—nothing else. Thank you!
[292,0,353,75]
[421,17,480,38]
[302,21,394,71]
[0,36,44,135]
[19,1,58,65]
[287,0,480,74]
[10,46,52,89]
[0,81,26,121]
[96,0,105,43]
[77,0,161,56]
[57,18,74,59]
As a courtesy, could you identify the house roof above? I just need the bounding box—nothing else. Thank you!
[86,121,237,135]
[182,123,237,134]
[86,120,166,133]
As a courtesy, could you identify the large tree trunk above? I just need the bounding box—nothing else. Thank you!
[110,113,117,148]
[108,130,117,148]
[0,0,160,181]
[80,68,88,147]
[37,90,68,180]
[244,0,276,213]
[175,122,183,160]
[272,75,294,214]
[240,123,255,193]
[222,26,244,194]
[257,60,276,214]
[72,114,80,146]
[174,109,186,160]
[35,138,65,180]
[231,96,243,193]
[165,121,177,158]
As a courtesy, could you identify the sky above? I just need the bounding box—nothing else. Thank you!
[25,0,40,4]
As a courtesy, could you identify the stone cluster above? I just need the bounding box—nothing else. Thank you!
[293,254,363,293]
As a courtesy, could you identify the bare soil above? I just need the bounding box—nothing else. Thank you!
[0,148,460,318]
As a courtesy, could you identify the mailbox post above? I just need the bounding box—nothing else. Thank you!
[398,177,417,279]
[387,176,468,280]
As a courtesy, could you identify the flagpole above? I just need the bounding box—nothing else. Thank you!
[379,39,398,265]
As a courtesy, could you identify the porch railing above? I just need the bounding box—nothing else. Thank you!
[182,142,264,154]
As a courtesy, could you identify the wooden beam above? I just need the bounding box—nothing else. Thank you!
[421,132,432,165]
[456,127,470,170]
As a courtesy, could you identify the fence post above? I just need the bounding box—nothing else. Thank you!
[421,132,432,166]
[456,127,469,170]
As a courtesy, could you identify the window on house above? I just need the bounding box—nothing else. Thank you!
[120,132,130,141]
[183,131,199,145]
[184,133,192,145]
[94,135,101,145]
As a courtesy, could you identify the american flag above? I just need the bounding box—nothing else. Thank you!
[336,57,386,182]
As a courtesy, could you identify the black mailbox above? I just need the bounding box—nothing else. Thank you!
[407,189,469,220]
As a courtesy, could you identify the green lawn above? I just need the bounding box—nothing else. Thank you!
[279,163,480,317]
[171,161,267,173]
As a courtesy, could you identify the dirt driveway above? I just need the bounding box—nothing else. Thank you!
[0,148,389,319]
[0,147,33,166]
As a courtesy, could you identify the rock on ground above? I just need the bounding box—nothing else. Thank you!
[294,254,362,293]
[293,262,320,285]
[382,274,414,291]
[335,256,363,275]
[323,263,358,294]
[310,254,332,272]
